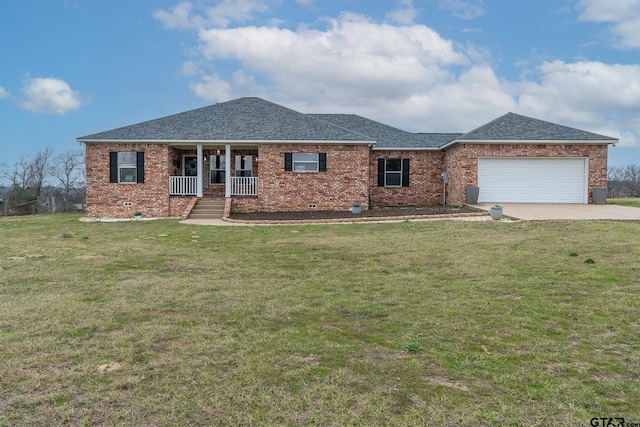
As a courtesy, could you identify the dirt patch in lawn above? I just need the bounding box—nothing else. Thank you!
[426,376,470,391]
[229,205,485,222]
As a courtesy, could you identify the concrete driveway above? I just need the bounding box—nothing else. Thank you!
[475,203,640,220]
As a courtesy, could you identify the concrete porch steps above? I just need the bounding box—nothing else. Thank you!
[188,198,225,219]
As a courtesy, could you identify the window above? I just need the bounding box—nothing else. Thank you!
[235,155,252,177]
[284,152,327,172]
[294,153,319,171]
[377,158,409,187]
[385,158,402,186]
[183,155,198,177]
[118,152,137,183]
[210,155,226,184]
[110,151,144,184]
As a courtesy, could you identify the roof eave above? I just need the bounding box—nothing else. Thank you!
[372,146,442,151]
[441,138,618,149]
[77,138,375,145]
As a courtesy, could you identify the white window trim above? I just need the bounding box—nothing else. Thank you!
[293,153,319,172]
[118,152,137,184]
[384,158,402,187]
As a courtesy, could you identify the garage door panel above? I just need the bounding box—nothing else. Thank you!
[478,158,586,204]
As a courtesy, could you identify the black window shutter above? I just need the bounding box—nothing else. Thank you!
[318,153,327,172]
[402,158,410,187]
[377,158,385,187]
[136,152,145,183]
[284,153,293,171]
[109,152,118,183]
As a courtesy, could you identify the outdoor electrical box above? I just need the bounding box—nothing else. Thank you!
[441,172,448,184]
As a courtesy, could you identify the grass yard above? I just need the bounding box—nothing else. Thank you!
[1,215,639,426]
[609,198,640,208]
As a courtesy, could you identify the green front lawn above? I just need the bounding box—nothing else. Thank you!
[609,198,640,208]
[1,215,639,425]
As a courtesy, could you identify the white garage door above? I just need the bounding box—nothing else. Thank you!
[478,157,587,203]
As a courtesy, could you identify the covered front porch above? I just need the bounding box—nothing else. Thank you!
[168,144,258,197]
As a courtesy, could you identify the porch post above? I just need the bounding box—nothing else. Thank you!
[196,144,203,198]
[225,144,231,197]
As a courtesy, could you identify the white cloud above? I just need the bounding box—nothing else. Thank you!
[204,0,269,28]
[156,2,639,149]
[154,2,196,29]
[154,0,270,29]
[516,60,640,146]
[195,12,468,101]
[333,65,516,133]
[578,0,640,49]
[188,70,262,101]
[19,77,86,114]
[188,73,233,101]
[0,86,9,98]
[435,0,484,20]
[180,60,202,76]
[386,0,419,25]
[181,11,519,132]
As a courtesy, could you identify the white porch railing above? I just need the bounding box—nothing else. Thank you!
[231,177,258,196]
[169,176,198,196]
[170,176,258,196]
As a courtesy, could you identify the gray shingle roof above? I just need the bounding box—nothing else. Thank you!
[458,112,617,141]
[412,133,464,147]
[309,114,461,148]
[78,98,617,148]
[77,97,373,142]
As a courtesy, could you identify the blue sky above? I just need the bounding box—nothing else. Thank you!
[1,0,639,185]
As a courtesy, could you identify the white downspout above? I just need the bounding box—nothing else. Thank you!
[225,144,231,197]
[441,171,448,205]
[196,144,203,198]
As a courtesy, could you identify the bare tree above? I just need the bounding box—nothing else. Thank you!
[30,147,54,213]
[626,164,640,197]
[608,166,625,198]
[608,164,640,198]
[50,150,85,212]
[2,155,37,215]
[1,147,54,215]
[2,155,34,189]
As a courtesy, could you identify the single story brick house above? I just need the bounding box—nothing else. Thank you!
[78,97,616,218]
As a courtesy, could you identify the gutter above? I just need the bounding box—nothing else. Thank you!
[372,146,442,151]
[439,138,618,150]
[76,138,376,145]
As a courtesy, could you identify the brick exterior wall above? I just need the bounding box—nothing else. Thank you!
[369,150,445,207]
[85,141,609,218]
[232,144,370,213]
[443,143,609,204]
[85,143,173,218]
[169,197,197,219]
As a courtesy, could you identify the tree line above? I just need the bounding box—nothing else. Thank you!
[1,147,86,216]
[608,164,640,198]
